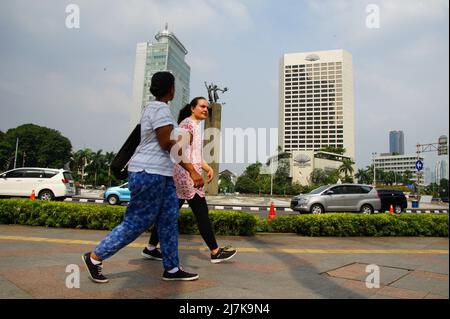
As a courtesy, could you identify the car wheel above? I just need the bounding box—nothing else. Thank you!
[107,195,120,205]
[395,205,403,213]
[39,190,54,201]
[361,204,374,214]
[310,204,324,214]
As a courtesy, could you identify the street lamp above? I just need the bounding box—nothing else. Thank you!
[372,152,377,187]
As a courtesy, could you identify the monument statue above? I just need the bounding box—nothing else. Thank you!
[203,81,228,195]
[205,82,228,103]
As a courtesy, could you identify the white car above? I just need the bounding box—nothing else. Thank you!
[0,167,75,201]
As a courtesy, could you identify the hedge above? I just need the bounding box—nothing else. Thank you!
[0,199,448,237]
[0,199,258,236]
[258,213,449,237]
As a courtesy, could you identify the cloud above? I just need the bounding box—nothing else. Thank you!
[303,0,449,47]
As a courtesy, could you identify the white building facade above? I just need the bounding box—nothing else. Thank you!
[374,154,424,184]
[435,160,449,183]
[279,50,355,184]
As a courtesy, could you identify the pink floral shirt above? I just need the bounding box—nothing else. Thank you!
[173,117,205,199]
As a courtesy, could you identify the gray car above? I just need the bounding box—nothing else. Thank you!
[290,184,381,214]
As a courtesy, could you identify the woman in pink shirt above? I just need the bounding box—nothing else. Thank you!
[143,97,237,263]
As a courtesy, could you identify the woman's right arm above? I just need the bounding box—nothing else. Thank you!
[155,125,204,188]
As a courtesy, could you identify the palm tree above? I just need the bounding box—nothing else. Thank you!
[385,171,396,185]
[104,151,116,187]
[339,159,355,182]
[86,150,105,187]
[355,168,369,184]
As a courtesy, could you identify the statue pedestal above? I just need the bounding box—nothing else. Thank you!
[203,103,221,195]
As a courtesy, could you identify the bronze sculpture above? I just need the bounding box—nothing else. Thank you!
[204,82,227,103]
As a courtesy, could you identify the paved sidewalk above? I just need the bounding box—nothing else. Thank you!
[0,225,448,299]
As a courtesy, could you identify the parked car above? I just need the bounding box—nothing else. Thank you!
[104,183,130,205]
[290,184,381,214]
[0,167,75,201]
[376,189,407,213]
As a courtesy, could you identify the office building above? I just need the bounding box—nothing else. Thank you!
[424,167,432,185]
[131,24,190,125]
[279,50,355,184]
[435,160,449,183]
[389,131,405,155]
[374,154,425,184]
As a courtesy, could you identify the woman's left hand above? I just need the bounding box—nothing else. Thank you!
[207,169,214,184]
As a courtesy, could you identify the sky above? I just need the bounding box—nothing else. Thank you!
[0,0,448,176]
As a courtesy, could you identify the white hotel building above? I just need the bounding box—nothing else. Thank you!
[279,50,355,184]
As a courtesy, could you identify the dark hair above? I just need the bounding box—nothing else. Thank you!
[150,71,175,98]
[177,96,207,124]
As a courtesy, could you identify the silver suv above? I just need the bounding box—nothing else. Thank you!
[291,184,381,214]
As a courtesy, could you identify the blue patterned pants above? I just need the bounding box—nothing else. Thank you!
[94,171,179,270]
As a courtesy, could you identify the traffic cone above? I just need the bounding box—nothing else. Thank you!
[268,201,276,221]
[30,190,35,200]
[389,204,394,214]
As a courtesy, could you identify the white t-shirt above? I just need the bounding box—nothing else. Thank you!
[128,101,177,177]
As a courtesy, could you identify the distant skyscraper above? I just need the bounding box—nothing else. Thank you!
[389,131,405,155]
[435,160,442,183]
[131,24,190,126]
[424,167,432,185]
[279,49,355,159]
[436,160,448,184]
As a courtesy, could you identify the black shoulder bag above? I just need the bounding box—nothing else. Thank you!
[110,124,141,180]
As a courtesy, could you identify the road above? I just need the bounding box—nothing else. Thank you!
[67,191,449,217]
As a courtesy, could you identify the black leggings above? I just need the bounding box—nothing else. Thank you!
[149,194,218,251]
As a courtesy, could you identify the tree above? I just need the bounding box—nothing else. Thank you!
[235,176,259,194]
[235,162,262,194]
[104,151,116,187]
[85,150,106,187]
[385,171,396,186]
[218,174,235,194]
[70,148,92,184]
[273,158,291,195]
[310,168,340,185]
[439,178,449,199]
[355,168,370,184]
[310,168,328,185]
[326,168,341,184]
[338,159,355,183]
[242,162,262,180]
[0,124,72,170]
[0,130,13,171]
[403,170,413,185]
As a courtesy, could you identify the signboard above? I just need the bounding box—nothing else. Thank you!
[415,160,423,171]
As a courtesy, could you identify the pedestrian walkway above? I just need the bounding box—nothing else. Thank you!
[0,225,448,299]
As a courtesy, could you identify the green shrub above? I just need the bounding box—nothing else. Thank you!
[0,199,447,237]
[0,199,259,236]
[260,213,448,237]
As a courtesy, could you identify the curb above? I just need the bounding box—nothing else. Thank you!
[63,198,449,214]
[65,198,105,204]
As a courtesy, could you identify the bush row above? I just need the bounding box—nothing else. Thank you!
[0,199,258,236]
[259,213,449,237]
[0,199,447,237]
